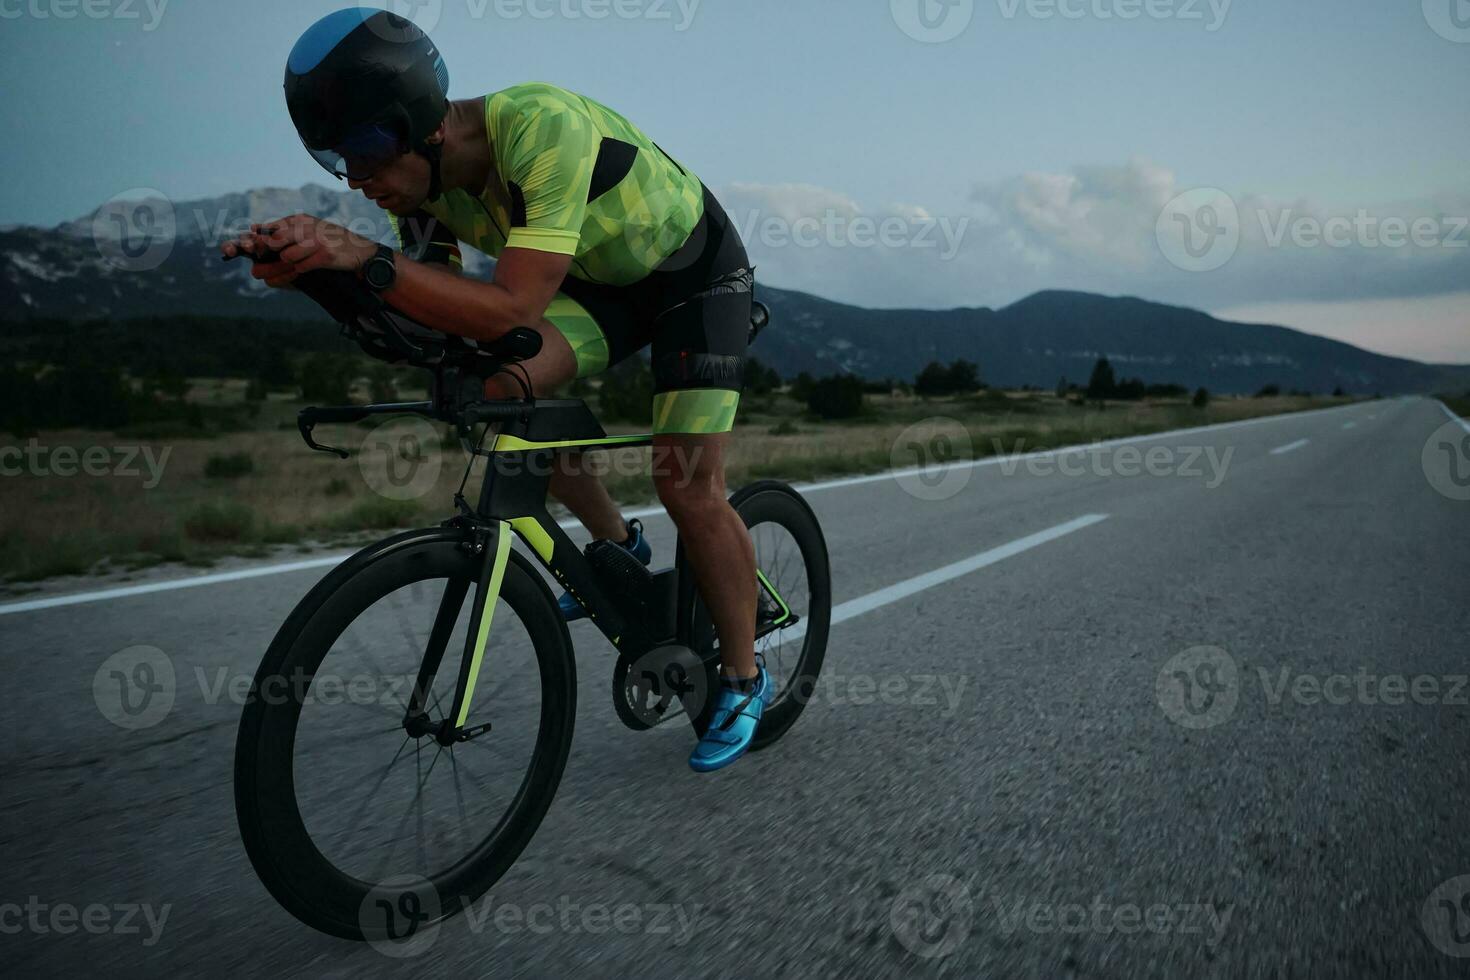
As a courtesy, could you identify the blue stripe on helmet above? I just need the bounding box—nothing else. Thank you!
[287,7,376,75]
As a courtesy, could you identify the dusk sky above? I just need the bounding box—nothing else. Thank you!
[2,0,1466,360]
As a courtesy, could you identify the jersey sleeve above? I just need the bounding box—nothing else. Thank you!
[487,86,598,257]
[389,209,462,270]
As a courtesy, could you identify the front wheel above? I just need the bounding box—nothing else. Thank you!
[684,480,831,751]
[234,527,576,941]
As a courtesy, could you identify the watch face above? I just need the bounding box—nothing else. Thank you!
[366,253,394,290]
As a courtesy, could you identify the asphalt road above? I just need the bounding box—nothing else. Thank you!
[3,396,1469,978]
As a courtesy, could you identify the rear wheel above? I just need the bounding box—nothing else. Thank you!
[685,480,831,750]
[234,528,575,941]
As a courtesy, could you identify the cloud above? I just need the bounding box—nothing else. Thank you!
[717,161,1470,359]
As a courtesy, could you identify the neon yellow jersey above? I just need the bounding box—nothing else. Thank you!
[391,82,704,286]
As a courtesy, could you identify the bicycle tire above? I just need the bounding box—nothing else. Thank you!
[684,480,831,751]
[234,527,576,941]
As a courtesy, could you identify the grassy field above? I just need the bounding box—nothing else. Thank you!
[0,381,1351,584]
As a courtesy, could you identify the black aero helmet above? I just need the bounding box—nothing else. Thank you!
[284,8,449,191]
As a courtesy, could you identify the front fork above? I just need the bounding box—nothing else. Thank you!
[403,521,512,745]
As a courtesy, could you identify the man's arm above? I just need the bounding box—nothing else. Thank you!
[379,247,571,342]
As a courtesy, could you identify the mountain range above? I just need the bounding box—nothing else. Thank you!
[3,185,1466,394]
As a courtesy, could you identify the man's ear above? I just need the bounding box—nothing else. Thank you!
[426,120,447,146]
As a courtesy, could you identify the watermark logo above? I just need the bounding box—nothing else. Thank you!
[0,440,171,488]
[995,0,1232,31]
[1423,0,1470,43]
[891,418,974,501]
[360,875,442,958]
[621,644,711,727]
[0,897,171,945]
[1156,645,1238,729]
[1156,187,1240,273]
[995,439,1234,488]
[891,0,975,43]
[93,645,175,730]
[92,188,175,273]
[991,895,1231,944]
[729,207,970,260]
[466,0,702,30]
[1422,417,1470,501]
[0,0,170,30]
[890,874,973,958]
[359,418,444,501]
[1423,875,1470,957]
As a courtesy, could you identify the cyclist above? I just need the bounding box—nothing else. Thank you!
[222,8,769,771]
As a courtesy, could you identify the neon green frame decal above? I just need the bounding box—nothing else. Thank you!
[508,516,554,562]
[492,433,652,452]
[455,523,512,728]
[756,568,792,626]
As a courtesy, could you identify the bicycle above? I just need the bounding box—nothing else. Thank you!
[229,254,831,941]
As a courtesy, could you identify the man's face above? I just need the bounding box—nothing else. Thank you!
[348,150,431,216]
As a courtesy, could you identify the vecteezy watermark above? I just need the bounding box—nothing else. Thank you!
[1423,0,1470,43]
[463,0,702,30]
[1156,646,1239,729]
[93,646,176,730]
[1158,189,1469,272]
[990,895,1232,945]
[0,0,170,30]
[356,421,706,501]
[1156,188,1241,273]
[1255,209,1469,251]
[889,875,974,958]
[358,876,701,959]
[891,418,975,501]
[91,188,176,272]
[1156,646,1470,729]
[0,897,171,946]
[1422,417,1470,501]
[359,418,443,501]
[995,0,1232,31]
[891,0,975,43]
[994,439,1234,488]
[1256,666,1469,709]
[0,440,171,489]
[727,207,970,261]
[360,876,442,959]
[790,671,970,718]
[1423,875,1470,957]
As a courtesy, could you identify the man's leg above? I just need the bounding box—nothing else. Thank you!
[483,316,627,540]
[652,432,757,680]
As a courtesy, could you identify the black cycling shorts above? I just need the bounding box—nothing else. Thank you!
[546,186,753,434]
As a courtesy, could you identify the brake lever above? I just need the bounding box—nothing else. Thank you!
[298,415,350,459]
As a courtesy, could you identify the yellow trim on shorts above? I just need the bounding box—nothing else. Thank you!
[543,294,610,378]
[652,388,741,434]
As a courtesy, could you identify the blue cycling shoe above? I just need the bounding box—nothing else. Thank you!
[558,518,651,621]
[688,663,775,773]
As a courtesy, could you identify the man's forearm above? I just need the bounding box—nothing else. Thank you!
[379,254,540,341]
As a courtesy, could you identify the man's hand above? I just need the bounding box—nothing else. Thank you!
[219,214,379,288]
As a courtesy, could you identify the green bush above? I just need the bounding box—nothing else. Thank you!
[806,374,866,419]
[1192,387,1211,409]
[299,353,357,405]
[183,501,256,542]
[1255,384,1281,397]
[204,452,254,479]
[769,420,799,435]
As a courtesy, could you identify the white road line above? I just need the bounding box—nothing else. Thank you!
[1438,400,1470,434]
[1342,422,1357,430]
[1270,438,1310,455]
[0,398,1378,618]
[772,515,1109,644]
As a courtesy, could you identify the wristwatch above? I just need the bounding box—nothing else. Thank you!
[362,244,397,292]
